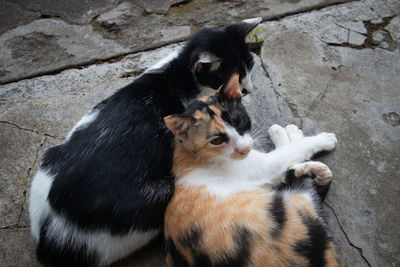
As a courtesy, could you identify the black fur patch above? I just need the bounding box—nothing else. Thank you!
[178,228,212,267]
[314,181,332,201]
[166,237,190,267]
[277,169,331,202]
[219,225,252,267]
[174,226,252,267]
[294,212,329,267]
[183,27,255,90]
[184,100,215,118]
[220,101,251,135]
[179,227,202,248]
[269,194,286,239]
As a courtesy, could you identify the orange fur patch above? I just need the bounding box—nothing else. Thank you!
[165,184,338,266]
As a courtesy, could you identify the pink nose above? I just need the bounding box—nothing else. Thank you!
[237,146,251,155]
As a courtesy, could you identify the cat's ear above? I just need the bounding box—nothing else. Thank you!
[164,115,195,142]
[195,51,222,72]
[218,73,242,101]
[225,17,262,39]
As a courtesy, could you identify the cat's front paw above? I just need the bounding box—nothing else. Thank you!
[314,132,338,152]
[285,124,303,142]
[268,124,289,148]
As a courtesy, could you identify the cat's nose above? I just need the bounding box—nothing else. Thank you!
[239,146,251,155]
[235,146,251,156]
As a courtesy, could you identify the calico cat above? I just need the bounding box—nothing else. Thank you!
[164,74,340,267]
[28,18,262,266]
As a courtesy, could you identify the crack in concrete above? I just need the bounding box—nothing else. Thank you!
[322,16,397,51]
[0,120,62,140]
[262,0,357,22]
[324,202,372,267]
[0,225,30,231]
[259,60,283,115]
[17,136,46,227]
[305,66,342,117]
[260,58,304,127]
[0,1,358,85]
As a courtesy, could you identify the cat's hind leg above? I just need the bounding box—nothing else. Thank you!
[288,161,333,201]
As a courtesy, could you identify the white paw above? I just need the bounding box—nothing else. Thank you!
[268,124,289,148]
[285,124,303,142]
[289,161,333,185]
[314,132,338,152]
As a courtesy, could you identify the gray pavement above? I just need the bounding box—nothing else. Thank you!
[1,0,399,266]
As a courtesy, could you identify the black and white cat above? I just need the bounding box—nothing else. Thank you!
[29,18,261,266]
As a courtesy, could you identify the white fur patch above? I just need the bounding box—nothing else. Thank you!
[29,168,159,266]
[225,125,253,153]
[268,124,289,148]
[45,214,159,266]
[180,125,337,198]
[181,150,278,197]
[29,168,54,240]
[65,109,99,141]
[241,69,254,94]
[145,50,179,73]
[243,17,262,25]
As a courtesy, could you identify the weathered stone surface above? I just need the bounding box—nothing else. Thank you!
[324,204,366,267]
[0,124,44,228]
[260,1,400,265]
[386,15,400,41]
[18,137,61,227]
[132,0,186,13]
[0,19,129,84]
[95,0,348,48]
[0,43,180,138]
[0,1,40,35]
[0,0,348,84]
[319,23,350,44]
[8,0,120,24]
[372,30,386,44]
[370,18,383,24]
[336,21,367,34]
[0,228,40,267]
[362,0,400,18]
[348,30,367,45]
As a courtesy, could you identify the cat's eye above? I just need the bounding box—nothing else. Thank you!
[209,134,228,145]
[210,137,224,145]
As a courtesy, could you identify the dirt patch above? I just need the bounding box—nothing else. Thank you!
[382,112,400,127]
[6,32,73,68]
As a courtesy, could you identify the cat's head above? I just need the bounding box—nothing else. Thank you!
[183,18,262,95]
[165,73,253,161]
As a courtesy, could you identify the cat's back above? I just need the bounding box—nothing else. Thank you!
[165,183,339,267]
[34,72,185,234]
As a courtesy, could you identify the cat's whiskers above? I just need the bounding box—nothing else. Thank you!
[252,135,269,150]
[251,119,267,140]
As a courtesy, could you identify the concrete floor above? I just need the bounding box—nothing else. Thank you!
[0,0,399,266]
